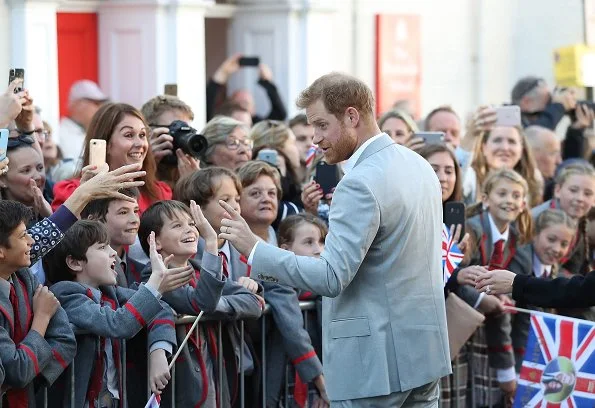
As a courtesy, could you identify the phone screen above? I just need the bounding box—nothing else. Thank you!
[8,69,24,93]
[257,149,278,167]
[0,129,8,161]
[239,57,260,67]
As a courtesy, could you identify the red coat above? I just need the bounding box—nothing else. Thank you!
[51,177,172,214]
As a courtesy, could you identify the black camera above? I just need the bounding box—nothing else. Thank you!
[162,120,208,165]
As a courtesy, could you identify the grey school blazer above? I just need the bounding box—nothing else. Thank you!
[252,134,451,401]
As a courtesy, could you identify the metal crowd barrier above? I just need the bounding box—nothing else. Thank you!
[1,301,317,408]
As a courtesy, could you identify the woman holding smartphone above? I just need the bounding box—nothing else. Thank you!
[51,103,172,214]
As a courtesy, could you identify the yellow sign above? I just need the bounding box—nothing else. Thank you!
[554,44,595,87]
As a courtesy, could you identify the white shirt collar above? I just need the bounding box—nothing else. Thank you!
[532,251,552,278]
[342,133,385,175]
[487,212,509,244]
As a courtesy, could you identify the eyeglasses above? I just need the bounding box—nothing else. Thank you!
[32,128,49,140]
[226,137,253,150]
[7,135,35,148]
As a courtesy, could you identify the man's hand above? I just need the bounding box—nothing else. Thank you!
[313,374,330,408]
[212,54,241,84]
[147,231,194,293]
[148,349,171,394]
[259,63,273,82]
[150,127,174,163]
[0,79,24,127]
[404,135,425,152]
[552,88,577,112]
[218,200,259,256]
[571,103,594,129]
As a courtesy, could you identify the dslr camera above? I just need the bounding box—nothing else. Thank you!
[162,120,208,165]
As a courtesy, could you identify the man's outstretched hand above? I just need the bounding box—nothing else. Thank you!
[218,200,258,256]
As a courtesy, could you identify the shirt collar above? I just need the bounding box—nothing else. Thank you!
[116,251,127,271]
[487,212,509,243]
[219,240,231,261]
[532,251,552,278]
[0,276,12,299]
[342,133,385,175]
[79,282,101,301]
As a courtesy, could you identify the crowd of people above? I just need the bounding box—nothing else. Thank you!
[0,49,594,407]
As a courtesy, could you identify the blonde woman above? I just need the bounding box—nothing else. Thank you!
[463,125,543,208]
[377,109,424,151]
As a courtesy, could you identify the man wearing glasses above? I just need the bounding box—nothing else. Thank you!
[511,76,577,130]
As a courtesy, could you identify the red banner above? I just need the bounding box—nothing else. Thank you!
[375,14,422,119]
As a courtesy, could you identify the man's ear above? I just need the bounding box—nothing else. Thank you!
[66,255,84,272]
[345,107,360,128]
[0,246,6,261]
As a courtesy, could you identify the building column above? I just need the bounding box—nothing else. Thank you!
[98,0,213,126]
[5,0,61,130]
[229,0,342,119]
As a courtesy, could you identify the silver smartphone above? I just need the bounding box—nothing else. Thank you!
[495,105,521,127]
[415,131,445,145]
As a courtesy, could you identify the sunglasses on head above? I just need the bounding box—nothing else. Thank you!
[7,135,35,148]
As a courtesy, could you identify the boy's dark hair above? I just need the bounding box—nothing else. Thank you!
[80,188,140,220]
[174,167,241,207]
[138,200,192,256]
[277,213,328,247]
[0,201,33,248]
[43,220,109,284]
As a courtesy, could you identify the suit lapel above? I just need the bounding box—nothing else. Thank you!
[479,212,494,264]
[353,134,394,169]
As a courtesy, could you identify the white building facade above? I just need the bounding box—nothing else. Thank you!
[0,0,587,131]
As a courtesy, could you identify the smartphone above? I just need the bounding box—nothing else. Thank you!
[415,131,445,145]
[314,161,341,195]
[8,68,24,93]
[89,139,107,167]
[239,56,260,67]
[164,83,178,96]
[495,105,521,127]
[257,149,278,167]
[444,201,466,239]
[0,129,8,161]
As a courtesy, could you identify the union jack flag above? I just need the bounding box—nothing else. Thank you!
[144,394,161,408]
[514,312,595,407]
[305,144,318,168]
[442,223,464,285]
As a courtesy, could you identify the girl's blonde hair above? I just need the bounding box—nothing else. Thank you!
[555,161,595,187]
[534,209,577,235]
[470,126,542,207]
[467,168,533,244]
[377,109,419,133]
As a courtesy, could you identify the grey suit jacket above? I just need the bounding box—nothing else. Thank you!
[252,134,451,401]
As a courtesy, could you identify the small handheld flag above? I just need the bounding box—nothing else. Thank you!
[442,224,464,285]
[305,144,318,168]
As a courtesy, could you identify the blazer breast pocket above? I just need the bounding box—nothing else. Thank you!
[330,316,371,338]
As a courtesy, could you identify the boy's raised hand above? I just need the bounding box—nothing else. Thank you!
[189,200,218,254]
[147,232,194,294]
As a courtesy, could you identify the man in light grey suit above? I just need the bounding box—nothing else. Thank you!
[220,72,451,407]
